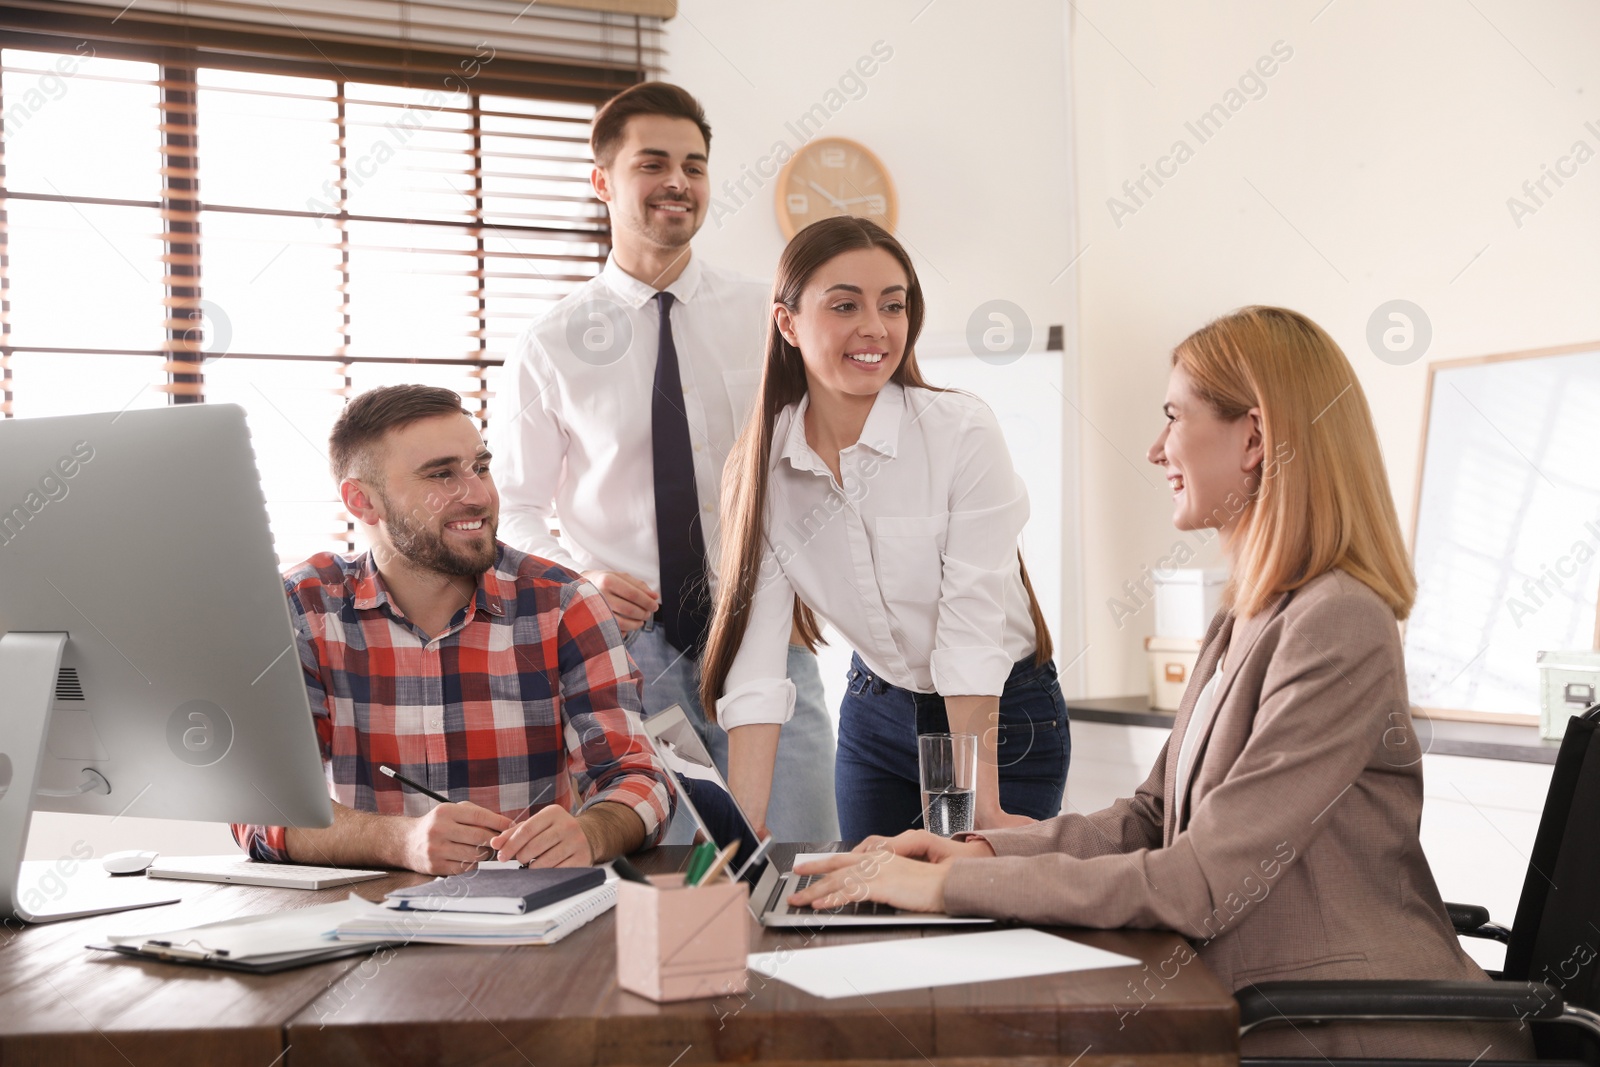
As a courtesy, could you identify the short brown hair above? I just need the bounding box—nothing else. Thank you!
[590,81,711,167]
[328,385,466,484]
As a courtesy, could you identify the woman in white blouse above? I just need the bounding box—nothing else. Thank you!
[699,217,1069,840]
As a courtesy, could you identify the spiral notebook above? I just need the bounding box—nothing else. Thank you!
[334,876,617,946]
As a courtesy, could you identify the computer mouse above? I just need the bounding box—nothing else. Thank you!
[101,849,159,875]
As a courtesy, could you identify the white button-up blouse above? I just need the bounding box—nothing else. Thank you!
[716,382,1039,730]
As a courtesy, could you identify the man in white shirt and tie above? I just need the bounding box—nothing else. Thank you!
[490,82,839,842]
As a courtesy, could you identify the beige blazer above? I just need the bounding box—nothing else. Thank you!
[943,570,1532,1059]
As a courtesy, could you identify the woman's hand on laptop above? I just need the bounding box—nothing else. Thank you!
[852,830,996,863]
[788,848,950,914]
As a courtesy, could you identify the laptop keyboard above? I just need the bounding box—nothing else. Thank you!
[788,872,899,915]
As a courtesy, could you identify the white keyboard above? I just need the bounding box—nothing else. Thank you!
[145,855,388,890]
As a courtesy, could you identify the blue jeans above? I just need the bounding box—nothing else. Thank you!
[834,653,1071,841]
[624,622,840,844]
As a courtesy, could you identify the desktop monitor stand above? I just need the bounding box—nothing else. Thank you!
[0,632,179,923]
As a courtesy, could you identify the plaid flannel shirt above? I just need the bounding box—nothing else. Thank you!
[230,543,674,861]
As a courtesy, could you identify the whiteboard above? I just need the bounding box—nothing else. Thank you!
[1405,346,1600,716]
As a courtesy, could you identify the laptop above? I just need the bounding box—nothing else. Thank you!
[641,705,990,928]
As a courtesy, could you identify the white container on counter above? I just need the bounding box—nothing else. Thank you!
[1145,636,1204,712]
[1537,649,1600,741]
[1154,567,1227,640]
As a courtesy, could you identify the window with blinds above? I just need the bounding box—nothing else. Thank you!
[0,41,618,566]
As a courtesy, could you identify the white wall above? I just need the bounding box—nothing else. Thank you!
[668,0,1600,697]
[667,0,1076,342]
[665,0,1085,702]
[24,812,237,863]
[1073,0,1600,694]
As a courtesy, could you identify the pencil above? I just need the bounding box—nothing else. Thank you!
[379,764,449,804]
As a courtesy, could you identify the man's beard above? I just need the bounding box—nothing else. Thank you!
[629,195,697,249]
[379,493,497,578]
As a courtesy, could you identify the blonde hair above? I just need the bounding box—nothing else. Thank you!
[1174,306,1416,620]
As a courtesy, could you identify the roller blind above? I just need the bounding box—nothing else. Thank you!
[0,28,639,565]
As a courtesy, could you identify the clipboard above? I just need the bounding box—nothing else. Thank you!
[87,895,398,973]
[90,939,391,974]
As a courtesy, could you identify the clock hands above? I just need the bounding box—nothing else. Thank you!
[805,180,849,209]
[803,180,886,216]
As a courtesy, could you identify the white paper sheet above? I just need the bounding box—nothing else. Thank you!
[748,927,1141,999]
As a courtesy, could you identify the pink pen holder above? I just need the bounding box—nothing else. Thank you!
[616,873,750,1002]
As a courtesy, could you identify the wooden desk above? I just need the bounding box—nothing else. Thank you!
[0,846,1238,1066]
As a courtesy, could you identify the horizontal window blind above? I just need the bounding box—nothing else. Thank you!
[1,1,667,75]
[1,33,634,565]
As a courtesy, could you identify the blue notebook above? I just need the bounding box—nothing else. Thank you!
[384,866,605,915]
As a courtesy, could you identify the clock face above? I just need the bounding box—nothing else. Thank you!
[775,137,898,239]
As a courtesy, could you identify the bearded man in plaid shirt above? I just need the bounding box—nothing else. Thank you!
[233,385,675,874]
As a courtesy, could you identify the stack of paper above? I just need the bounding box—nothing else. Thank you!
[336,879,616,946]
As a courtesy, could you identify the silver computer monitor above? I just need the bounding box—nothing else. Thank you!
[0,404,332,921]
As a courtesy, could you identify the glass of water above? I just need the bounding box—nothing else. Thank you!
[919,732,979,837]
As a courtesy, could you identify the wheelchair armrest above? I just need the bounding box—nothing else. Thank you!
[1236,979,1563,1035]
[1445,901,1491,929]
[1444,901,1514,944]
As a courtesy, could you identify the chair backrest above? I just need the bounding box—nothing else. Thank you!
[1502,705,1600,1011]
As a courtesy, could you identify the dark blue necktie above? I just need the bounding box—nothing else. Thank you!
[651,292,710,657]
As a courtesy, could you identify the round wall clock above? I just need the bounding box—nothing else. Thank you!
[774,137,899,239]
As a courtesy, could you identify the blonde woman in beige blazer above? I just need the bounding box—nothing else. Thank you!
[792,306,1533,1060]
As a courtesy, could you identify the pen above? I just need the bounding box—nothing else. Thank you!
[379,764,449,804]
[613,856,651,884]
[684,841,716,884]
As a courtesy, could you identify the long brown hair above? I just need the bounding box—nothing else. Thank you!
[1174,306,1416,619]
[699,216,1053,718]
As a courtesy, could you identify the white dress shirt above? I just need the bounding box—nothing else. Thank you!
[491,253,770,587]
[716,382,1039,730]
